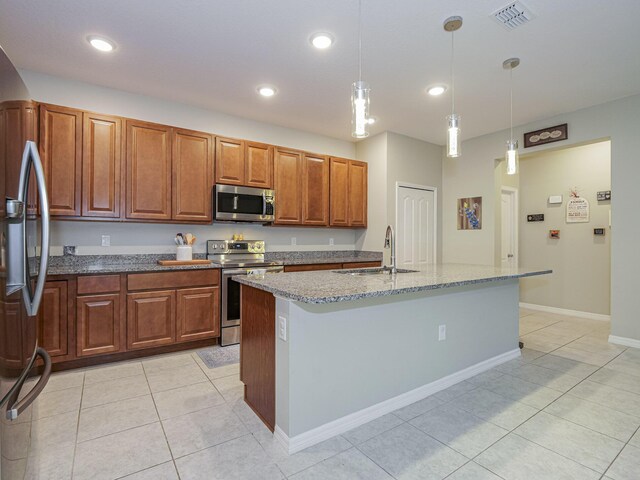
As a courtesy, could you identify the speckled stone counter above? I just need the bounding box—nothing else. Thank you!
[46,254,221,276]
[235,263,552,304]
[265,250,382,266]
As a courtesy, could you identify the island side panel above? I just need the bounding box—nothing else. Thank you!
[279,279,519,439]
[240,284,276,431]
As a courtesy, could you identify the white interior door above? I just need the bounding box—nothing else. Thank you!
[396,185,436,267]
[501,188,518,267]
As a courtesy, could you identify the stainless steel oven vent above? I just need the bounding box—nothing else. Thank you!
[492,1,534,30]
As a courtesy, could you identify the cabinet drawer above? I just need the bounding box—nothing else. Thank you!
[77,275,121,294]
[284,263,342,272]
[127,269,219,291]
[342,261,382,269]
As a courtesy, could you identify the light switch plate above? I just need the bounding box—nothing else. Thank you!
[101,235,111,247]
[548,195,563,204]
[438,324,446,341]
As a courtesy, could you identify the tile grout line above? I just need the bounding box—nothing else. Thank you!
[69,371,85,480]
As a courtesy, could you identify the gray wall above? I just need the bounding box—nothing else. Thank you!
[443,93,640,342]
[518,141,611,315]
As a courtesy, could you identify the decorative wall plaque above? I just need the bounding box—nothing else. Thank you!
[549,230,560,239]
[457,197,482,230]
[524,123,568,148]
[566,189,590,223]
[594,228,606,236]
[597,191,611,201]
[527,214,544,222]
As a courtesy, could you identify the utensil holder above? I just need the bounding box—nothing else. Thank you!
[176,246,193,261]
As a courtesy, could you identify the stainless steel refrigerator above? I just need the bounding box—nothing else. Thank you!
[0,46,51,479]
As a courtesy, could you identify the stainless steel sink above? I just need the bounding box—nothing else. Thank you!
[335,267,418,276]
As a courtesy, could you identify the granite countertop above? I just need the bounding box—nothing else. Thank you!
[44,251,383,276]
[234,263,552,304]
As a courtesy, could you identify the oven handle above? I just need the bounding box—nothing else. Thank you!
[223,267,284,277]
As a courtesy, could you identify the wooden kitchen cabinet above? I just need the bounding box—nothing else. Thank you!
[302,154,329,225]
[126,119,172,220]
[274,148,303,224]
[76,293,122,357]
[1,301,25,369]
[126,290,176,350]
[176,287,219,342]
[329,158,349,226]
[82,112,122,218]
[172,129,214,222]
[215,137,244,185]
[39,104,82,216]
[38,281,69,358]
[348,160,368,227]
[245,141,273,188]
[284,263,342,272]
[329,157,367,227]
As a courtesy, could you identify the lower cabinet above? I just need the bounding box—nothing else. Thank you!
[177,287,219,342]
[284,261,381,273]
[76,293,122,357]
[127,290,176,350]
[38,281,69,358]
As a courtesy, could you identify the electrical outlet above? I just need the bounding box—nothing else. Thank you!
[278,315,287,341]
[329,238,334,246]
[438,324,446,341]
[101,235,111,247]
[291,237,297,246]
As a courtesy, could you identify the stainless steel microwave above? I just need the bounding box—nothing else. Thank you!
[214,184,275,222]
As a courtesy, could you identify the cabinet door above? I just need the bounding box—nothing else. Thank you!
[176,287,219,342]
[39,104,82,216]
[126,290,176,350]
[38,281,68,358]
[274,149,302,224]
[1,301,24,369]
[126,120,172,220]
[1,101,38,215]
[76,293,122,357]
[82,113,122,218]
[245,142,273,188]
[283,263,342,272]
[302,154,329,225]
[329,158,349,226]
[215,137,244,185]
[172,129,213,221]
[348,160,368,227]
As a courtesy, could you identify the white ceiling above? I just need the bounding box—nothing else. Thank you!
[1,0,640,145]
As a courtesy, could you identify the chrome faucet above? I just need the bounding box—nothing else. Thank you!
[384,225,397,274]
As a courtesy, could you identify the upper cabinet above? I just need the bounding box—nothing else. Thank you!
[172,129,214,222]
[329,157,368,228]
[274,148,303,224]
[215,137,244,185]
[82,112,122,218]
[126,119,173,220]
[302,154,329,226]
[215,137,273,188]
[39,104,82,216]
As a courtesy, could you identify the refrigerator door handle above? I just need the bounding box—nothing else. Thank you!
[17,141,50,316]
[5,347,52,420]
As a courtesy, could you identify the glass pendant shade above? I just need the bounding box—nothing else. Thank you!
[446,114,461,158]
[505,139,519,175]
[352,81,370,138]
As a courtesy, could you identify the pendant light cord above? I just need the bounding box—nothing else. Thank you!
[510,66,513,142]
[358,0,362,82]
[450,30,455,115]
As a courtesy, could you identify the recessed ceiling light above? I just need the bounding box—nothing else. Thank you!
[87,35,116,52]
[427,85,447,96]
[257,86,277,97]
[310,33,334,49]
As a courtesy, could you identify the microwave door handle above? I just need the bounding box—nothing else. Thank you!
[18,141,50,316]
[262,191,266,216]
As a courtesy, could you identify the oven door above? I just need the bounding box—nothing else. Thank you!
[221,266,283,346]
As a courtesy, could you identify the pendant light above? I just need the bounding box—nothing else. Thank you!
[503,57,520,175]
[444,16,462,158]
[352,0,370,138]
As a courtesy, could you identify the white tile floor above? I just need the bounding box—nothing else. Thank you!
[5,309,640,479]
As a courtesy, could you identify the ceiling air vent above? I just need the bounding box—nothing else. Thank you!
[492,1,534,30]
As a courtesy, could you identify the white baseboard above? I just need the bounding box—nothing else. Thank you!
[608,335,640,349]
[519,302,610,322]
[275,347,521,454]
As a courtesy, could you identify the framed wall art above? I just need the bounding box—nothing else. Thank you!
[524,123,568,148]
[457,197,482,230]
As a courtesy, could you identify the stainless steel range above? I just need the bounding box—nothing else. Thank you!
[207,240,283,346]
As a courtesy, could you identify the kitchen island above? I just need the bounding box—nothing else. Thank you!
[236,264,551,453]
